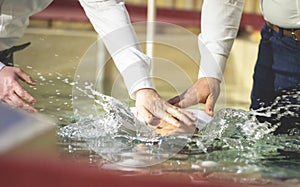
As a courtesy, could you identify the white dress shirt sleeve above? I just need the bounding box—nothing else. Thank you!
[79,0,155,99]
[198,0,244,81]
[0,62,5,70]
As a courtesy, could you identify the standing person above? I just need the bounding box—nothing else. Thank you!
[0,0,53,112]
[169,0,244,115]
[78,0,196,127]
[169,0,300,132]
[0,0,195,127]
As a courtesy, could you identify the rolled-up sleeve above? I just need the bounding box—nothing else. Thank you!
[79,0,155,99]
[198,0,244,81]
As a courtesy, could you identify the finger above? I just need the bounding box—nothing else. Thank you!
[7,94,37,112]
[166,107,195,126]
[175,94,197,108]
[146,103,181,127]
[168,95,189,108]
[161,112,181,127]
[13,82,36,103]
[15,68,36,85]
[22,103,37,112]
[205,95,215,116]
[168,106,195,118]
[179,108,197,121]
[137,107,160,126]
[168,96,181,106]
[3,97,15,107]
[8,93,25,108]
[176,98,189,108]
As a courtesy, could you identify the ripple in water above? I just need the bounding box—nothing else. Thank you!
[58,84,300,180]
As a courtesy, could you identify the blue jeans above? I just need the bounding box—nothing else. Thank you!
[250,24,300,133]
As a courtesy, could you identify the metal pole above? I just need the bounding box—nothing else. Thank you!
[146,0,156,58]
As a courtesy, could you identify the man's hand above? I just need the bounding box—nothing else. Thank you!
[168,77,220,116]
[135,88,196,127]
[0,67,37,112]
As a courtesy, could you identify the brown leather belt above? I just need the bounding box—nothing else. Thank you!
[266,21,300,41]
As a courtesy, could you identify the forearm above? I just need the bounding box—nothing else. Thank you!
[198,0,244,81]
[79,0,155,99]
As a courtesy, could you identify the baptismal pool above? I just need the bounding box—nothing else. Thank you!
[12,25,300,187]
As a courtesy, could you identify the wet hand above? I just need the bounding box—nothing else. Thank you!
[135,88,196,127]
[0,67,37,112]
[168,77,220,116]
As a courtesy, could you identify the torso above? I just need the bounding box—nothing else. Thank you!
[261,0,300,28]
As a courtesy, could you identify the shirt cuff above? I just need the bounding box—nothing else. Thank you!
[0,62,5,71]
[120,61,155,99]
[129,78,155,100]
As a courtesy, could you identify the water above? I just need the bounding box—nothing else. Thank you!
[20,66,299,185]
[59,84,199,167]
[54,79,300,185]
[17,27,299,186]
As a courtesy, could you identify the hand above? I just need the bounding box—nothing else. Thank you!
[135,88,196,127]
[0,66,37,112]
[168,77,220,116]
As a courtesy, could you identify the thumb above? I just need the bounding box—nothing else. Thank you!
[169,96,187,108]
[205,95,215,116]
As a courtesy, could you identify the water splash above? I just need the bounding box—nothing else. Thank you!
[28,69,299,178]
[59,83,300,152]
[189,108,270,153]
[181,94,300,181]
[59,84,204,166]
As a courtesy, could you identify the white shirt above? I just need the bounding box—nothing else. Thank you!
[1,0,300,98]
[0,0,53,70]
[199,0,300,81]
[80,0,244,97]
[78,0,154,98]
[261,0,300,28]
[198,0,244,80]
[0,0,155,99]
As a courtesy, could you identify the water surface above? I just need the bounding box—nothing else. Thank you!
[17,27,300,187]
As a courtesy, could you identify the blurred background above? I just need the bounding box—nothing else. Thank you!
[3,0,264,158]
[2,1,295,187]
[8,0,264,155]
[25,0,264,113]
